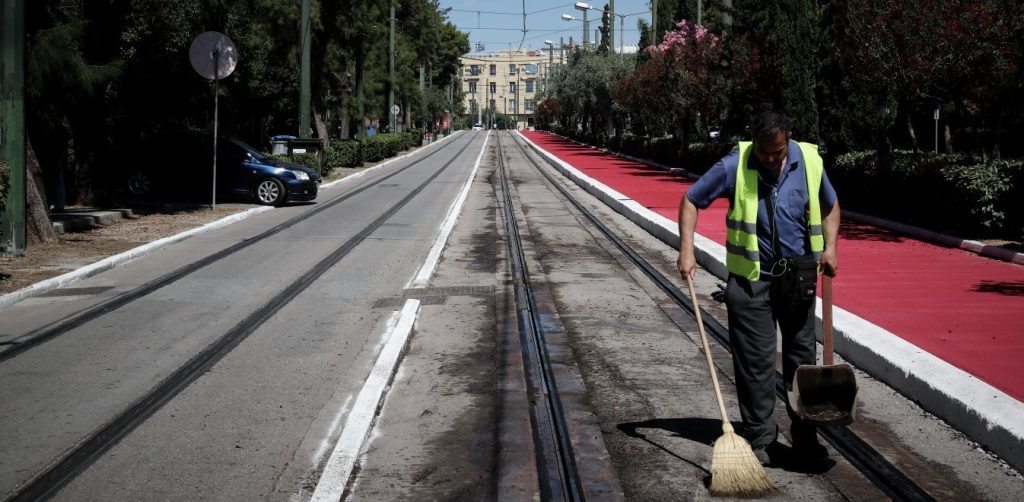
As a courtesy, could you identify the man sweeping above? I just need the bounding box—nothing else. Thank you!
[677,111,841,468]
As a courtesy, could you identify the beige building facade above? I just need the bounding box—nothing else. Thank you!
[459,49,562,130]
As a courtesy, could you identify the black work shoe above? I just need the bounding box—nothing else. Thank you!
[752,445,771,466]
[791,440,833,472]
[752,441,783,466]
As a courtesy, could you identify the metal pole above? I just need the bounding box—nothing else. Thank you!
[389,2,395,134]
[619,15,624,54]
[212,51,219,209]
[651,0,657,44]
[0,0,26,255]
[299,0,311,138]
[934,105,940,154]
[560,37,565,63]
[582,10,589,46]
[697,0,702,26]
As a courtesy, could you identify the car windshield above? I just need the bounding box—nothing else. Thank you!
[230,139,267,161]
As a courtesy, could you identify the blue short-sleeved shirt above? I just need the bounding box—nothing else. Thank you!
[685,141,838,275]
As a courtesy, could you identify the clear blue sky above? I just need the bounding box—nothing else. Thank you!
[439,1,654,54]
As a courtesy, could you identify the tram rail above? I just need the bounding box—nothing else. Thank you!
[0,133,472,365]
[5,134,477,502]
[502,130,938,502]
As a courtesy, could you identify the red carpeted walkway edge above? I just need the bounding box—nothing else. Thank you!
[523,130,1024,403]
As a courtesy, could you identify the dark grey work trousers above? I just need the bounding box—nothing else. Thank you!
[725,273,817,448]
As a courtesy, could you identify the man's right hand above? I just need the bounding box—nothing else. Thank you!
[678,248,697,280]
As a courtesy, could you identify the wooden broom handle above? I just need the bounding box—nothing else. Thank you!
[823,275,834,366]
[686,276,732,426]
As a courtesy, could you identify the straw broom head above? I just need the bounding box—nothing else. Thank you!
[709,423,777,497]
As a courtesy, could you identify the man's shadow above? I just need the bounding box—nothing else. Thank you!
[618,418,835,475]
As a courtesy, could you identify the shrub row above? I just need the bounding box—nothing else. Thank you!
[548,126,733,174]
[831,150,1023,238]
[269,130,426,177]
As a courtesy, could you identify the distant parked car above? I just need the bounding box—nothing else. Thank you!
[110,132,318,206]
[708,126,721,140]
[472,123,483,130]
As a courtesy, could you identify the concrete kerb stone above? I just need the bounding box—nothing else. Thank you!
[0,206,274,312]
[517,131,1024,473]
[0,131,465,314]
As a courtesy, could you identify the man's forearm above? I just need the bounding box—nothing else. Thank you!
[823,201,840,251]
[678,196,699,250]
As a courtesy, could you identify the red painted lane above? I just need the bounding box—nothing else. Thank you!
[524,131,1024,402]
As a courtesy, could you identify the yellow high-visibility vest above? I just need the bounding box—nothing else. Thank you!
[726,141,824,280]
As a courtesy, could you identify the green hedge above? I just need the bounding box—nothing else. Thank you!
[406,129,424,148]
[831,150,1023,238]
[361,133,408,162]
[325,140,362,169]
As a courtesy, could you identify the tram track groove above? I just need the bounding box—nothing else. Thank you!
[0,133,473,365]
[494,133,584,501]
[504,131,936,502]
[5,134,479,502]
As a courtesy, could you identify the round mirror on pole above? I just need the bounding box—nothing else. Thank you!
[189,31,238,209]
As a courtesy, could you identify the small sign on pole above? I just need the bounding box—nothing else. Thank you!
[391,104,401,134]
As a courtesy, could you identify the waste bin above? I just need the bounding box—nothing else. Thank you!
[270,135,297,155]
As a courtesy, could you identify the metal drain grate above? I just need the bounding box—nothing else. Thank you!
[371,285,494,309]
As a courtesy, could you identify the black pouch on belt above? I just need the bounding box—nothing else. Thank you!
[787,255,819,300]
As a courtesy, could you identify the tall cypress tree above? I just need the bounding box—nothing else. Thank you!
[733,0,821,141]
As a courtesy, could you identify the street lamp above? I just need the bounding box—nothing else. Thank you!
[574,2,591,46]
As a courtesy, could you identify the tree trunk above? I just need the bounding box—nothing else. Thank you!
[943,123,953,155]
[25,140,56,245]
[339,74,351,140]
[906,113,919,153]
[313,107,330,147]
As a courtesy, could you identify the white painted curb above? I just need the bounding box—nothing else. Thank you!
[310,299,420,502]
[0,132,465,314]
[0,206,274,312]
[517,131,1024,472]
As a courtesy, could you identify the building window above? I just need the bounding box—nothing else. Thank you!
[489,82,496,94]
[468,82,477,94]
[525,81,534,93]
[525,99,533,111]
[469,99,477,112]
[509,99,516,111]
[509,82,516,93]
[489,64,496,76]
[524,64,538,75]
[470,65,481,76]
[490,99,496,110]
[509,63,517,75]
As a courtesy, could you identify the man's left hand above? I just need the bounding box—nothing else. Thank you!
[819,249,838,277]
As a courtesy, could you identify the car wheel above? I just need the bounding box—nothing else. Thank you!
[255,178,286,206]
[127,171,152,195]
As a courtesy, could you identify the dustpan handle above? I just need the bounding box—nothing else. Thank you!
[823,275,834,366]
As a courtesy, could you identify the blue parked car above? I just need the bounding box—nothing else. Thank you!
[112,132,318,206]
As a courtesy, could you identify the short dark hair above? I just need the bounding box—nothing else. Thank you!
[750,112,789,142]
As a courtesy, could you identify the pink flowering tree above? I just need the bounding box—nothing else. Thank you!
[614,19,755,141]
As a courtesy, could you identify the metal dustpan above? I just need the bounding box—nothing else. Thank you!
[788,275,858,426]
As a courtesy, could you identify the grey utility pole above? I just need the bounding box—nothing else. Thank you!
[651,0,657,44]
[299,0,312,138]
[1,0,26,255]
[389,2,396,134]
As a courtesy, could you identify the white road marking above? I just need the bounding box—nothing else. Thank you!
[309,299,420,502]
[409,131,490,288]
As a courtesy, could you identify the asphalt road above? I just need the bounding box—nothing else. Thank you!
[2,130,1023,501]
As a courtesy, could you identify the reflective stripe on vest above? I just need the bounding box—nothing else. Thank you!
[726,142,825,281]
